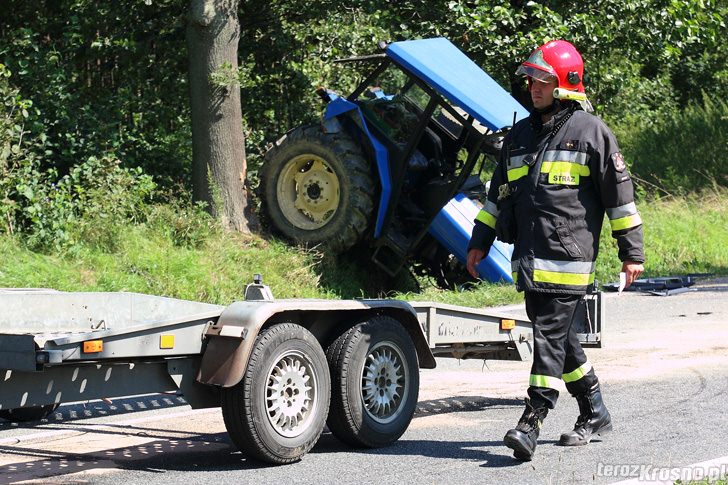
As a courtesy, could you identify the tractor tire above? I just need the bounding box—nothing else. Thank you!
[259,124,374,253]
[221,323,330,464]
[0,403,59,422]
[326,316,419,448]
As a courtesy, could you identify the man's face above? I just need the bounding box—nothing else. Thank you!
[530,77,558,110]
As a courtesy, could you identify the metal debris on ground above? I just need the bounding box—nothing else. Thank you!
[602,275,712,296]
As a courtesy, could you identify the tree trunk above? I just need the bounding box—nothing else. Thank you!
[187,0,250,233]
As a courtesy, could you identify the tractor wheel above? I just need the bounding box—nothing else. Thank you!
[221,323,330,464]
[260,124,374,253]
[0,403,59,422]
[326,316,419,448]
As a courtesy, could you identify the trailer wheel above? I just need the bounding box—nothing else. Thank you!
[0,404,59,422]
[259,124,374,253]
[221,323,330,464]
[326,316,419,448]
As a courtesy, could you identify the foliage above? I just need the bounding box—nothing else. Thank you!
[0,63,47,234]
[610,96,728,195]
[0,0,726,301]
[0,62,155,249]
[1,0,726,188]
[146,198,217,249]
[595,189,728,284]
[1,192,726,306]
[0,1,190,185]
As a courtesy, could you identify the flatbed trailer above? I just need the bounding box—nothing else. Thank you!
[0,281,602,464]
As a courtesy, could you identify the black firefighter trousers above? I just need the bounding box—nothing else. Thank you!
[525,291,599,409]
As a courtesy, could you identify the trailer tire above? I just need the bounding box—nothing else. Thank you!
[221,323,330,464]
[0,404,59,422]
[326,316,419,448]
[259,124,374,253]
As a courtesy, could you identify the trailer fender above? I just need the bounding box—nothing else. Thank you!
[196,299,435,388]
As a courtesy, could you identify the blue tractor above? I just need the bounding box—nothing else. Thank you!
[259,38,528,287]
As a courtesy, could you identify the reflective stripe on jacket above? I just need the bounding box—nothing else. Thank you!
[469,107,645,295]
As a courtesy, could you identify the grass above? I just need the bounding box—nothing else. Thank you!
[0,227,340,305]
[1,191,726,308]
[609,97,728,195]
[595,189,728,286]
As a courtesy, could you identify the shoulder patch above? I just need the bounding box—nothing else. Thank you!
[611,152,626,172]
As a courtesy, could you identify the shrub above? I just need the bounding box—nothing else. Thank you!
[146,199,217,249]
[610,96,728,196]
[1,63,156,250]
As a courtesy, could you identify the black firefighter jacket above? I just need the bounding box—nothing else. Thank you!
[468,106,645,295]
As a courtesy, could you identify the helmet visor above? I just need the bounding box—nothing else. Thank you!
[515,64,557,83]
[516,48,557,83]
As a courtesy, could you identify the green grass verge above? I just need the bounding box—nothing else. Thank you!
[1,192,726,307]
[595,190,728,285]
[609,97,728,195]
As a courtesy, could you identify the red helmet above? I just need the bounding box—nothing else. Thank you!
[516,40,585,93]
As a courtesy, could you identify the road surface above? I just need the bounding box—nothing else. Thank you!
[1,279,726,484]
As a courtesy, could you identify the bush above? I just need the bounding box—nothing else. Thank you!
[62,155,156,251]
[611,97,728,195]
[146,199,217,249]
[1,63,156,250]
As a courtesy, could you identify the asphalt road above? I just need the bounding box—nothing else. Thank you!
[1,280,727,485]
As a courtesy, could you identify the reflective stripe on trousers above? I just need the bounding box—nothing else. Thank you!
[525,291,598,409]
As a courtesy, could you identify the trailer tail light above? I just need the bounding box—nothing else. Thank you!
[160,335,175,349]
[500,319,516,331]
[83,340,103,353]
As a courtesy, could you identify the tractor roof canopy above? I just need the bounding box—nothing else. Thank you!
[385,38,528,132]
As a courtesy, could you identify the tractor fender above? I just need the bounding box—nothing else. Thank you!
[324,97,392,238]
[196,299,436,388]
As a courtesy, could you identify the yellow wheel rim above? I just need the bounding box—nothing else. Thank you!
[276,154,341,230]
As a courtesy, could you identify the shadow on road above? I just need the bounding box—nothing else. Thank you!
[415,395,523,417]
[0,394,189,429]
[0,395,530,482]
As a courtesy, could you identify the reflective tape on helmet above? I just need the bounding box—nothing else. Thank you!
[529,374,562,389]
[475,209,497,230]
[562,361,593,383]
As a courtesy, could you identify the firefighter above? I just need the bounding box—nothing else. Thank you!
[466,40,644,461]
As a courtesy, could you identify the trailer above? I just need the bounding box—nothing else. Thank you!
[0,279,602,464]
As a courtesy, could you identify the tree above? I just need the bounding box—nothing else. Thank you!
[187,0,251,233]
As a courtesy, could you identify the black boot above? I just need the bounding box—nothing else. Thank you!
[559,382,612,446]
[503,399,548,461]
